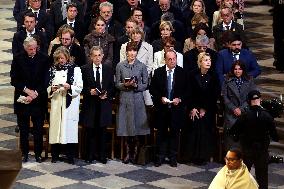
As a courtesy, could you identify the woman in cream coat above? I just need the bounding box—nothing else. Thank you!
[48,46,83,164]
[120,26,154,106]
[154,36,183,69]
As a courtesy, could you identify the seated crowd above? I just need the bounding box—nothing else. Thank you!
[10,0,278,188]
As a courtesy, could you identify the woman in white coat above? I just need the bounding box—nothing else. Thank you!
[120,26,154,106]
[48,46,83,164]
[154,36,183,70]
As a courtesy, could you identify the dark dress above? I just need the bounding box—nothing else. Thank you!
[183,68,219,163]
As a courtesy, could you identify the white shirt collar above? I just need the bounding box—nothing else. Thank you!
[166,66,175,72]
[31,8,40,13]
[223,21,232,29]
[67,19,75,24]
[93,63,102,69]
[26,29,36,36]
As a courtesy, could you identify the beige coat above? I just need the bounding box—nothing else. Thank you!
[48,67,83,144]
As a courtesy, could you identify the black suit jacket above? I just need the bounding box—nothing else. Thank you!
[117,3,146,25]
[56,18,85,44]
[17,9,53,41]
[148,4,183,26]
[81,63,114,128]
[212,21,245,51]
[49,0,84,33]
[150,65,188,129]
[10,51,49,115]
[12,29,48,55]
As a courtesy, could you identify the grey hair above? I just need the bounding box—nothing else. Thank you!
[23,37,37,48]
[99,1,113,13]
[161,12,174,23]
[90,46,104,55]
[196,35,209,45]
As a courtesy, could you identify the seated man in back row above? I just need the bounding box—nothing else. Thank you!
[209,148,258,189]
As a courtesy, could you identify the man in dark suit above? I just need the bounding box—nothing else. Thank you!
[49,0,84,36]
[148,0,183,26]
[230,90,279,189]
[10,37,49,163]
[81,46,114,164]
[183,35,218,73]
[12,12,48,55]
[216,33,261,85]
[212,6,244,51]
[150,50,188,167]
[50,27,85,67]
[99,1,124,39]
[16,0,52,41]
[55,2,85,44]
[13,0,47,23]
[116,0,145,25]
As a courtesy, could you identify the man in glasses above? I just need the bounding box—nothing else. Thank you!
[209,148,258,189]
[49,26,85,66]
[229,90,279,189]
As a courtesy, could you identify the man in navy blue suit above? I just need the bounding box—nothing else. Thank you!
[215,33,261,85]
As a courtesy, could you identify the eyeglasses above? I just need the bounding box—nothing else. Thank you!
[224,157,240,162]
[31,0,41,2]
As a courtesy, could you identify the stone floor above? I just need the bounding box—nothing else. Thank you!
[0,0,284,188]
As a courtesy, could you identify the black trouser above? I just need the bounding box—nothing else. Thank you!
[17,113,44,156]
[51,143,76,160]
[85,126,107,160]
[243,145,269,189]
[274,38,284,71]
[156,110,179,161]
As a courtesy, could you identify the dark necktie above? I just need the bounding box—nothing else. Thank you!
[96,66,101,90]
[34,11,38,19]
[69,22,74,28]
[225,25,230,30]
[167,70,172,100]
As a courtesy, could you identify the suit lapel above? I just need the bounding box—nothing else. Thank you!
[88,63,96,88]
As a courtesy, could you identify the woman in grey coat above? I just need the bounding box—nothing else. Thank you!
[222,60,256,150]
[116,41,149,164]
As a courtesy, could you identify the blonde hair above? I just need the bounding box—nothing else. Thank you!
[197,52,210,68]
[130,26,145,41]
[53,46,74,65]
[190,0,206,14]
[159,21,174,32]
[191,13,209,27]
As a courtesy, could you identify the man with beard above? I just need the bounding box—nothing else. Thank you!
[215,33,261,85]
